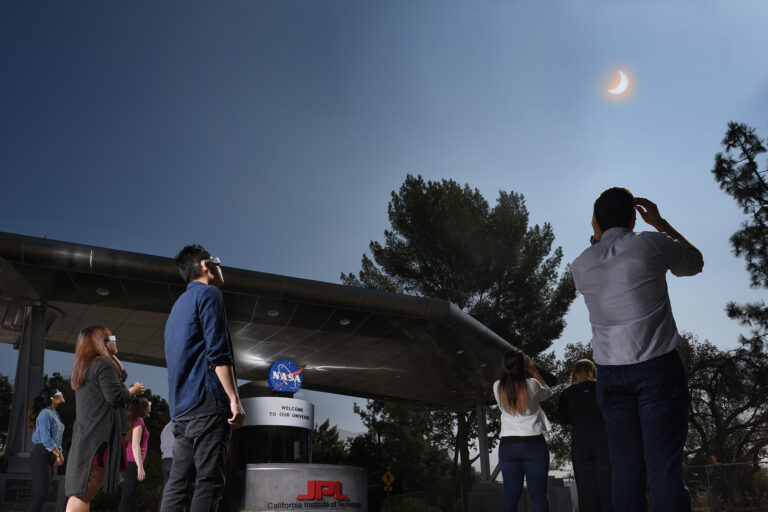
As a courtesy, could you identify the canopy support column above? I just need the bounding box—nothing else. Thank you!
[476,403,491,482]
[3,304,47,473]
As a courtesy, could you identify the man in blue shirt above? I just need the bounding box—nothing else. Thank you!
[572,188,703,511]
[161,244,245,512]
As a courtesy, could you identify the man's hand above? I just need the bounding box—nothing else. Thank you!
[634,197,663,229]
[229,399,245,429]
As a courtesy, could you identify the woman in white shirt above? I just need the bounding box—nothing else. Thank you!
[493,348,553,512]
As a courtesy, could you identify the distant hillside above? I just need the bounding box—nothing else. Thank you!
[337,428,364,443]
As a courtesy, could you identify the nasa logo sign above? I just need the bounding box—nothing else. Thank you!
[267,359,305,393]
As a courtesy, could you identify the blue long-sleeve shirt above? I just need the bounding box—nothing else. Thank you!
[165,281,235,419]
[32,407,64,452]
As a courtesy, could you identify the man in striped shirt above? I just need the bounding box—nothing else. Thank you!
[572,187,703,511]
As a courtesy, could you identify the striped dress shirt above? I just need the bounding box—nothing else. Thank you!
[572,227,704,365]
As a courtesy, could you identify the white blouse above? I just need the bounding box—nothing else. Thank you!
[493,378,553,436]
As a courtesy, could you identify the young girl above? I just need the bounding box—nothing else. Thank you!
[118,397,152,512]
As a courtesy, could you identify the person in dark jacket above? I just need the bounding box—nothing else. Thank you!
[558,359,612,511]
[64,326,144,512]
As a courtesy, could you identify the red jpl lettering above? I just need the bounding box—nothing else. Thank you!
[297,480,349,500]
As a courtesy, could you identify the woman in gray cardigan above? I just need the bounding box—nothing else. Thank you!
[65,326,144,512]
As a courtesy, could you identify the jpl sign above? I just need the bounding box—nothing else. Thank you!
[297,481,349,500]
[245,463,367,511]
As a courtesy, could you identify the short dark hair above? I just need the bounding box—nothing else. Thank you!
[175,244,211,284]
[594,187,635,231]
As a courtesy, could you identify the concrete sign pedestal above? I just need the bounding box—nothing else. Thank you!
[244,463,367,512]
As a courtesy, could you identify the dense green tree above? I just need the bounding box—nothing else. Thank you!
[0,374,13,433]
[341,175,577,486]
[312,419,349,464]
[680,333,768,465]
[712,122,768,352]
[679,333,768,508]
[349,400,461,512]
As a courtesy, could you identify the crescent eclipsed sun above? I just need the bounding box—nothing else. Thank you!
[608,70,629,95]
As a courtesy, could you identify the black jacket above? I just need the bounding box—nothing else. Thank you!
[557,380,609,457]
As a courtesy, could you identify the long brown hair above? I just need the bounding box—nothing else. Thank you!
[71,325,115,390]
[27,388,56,431]
[126,397,150,432]
[498,348,530,415]
[568,359,597,387]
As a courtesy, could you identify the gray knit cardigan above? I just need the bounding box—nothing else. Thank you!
[64,357,130,497]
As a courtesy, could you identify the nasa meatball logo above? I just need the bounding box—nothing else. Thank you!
[268,359,305,393]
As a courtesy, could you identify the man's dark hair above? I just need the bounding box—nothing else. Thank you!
[175,244,211,284]
[594,187,635,232]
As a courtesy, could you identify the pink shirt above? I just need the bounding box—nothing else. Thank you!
[125,418,150,463]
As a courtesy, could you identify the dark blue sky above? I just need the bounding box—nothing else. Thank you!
[2,1,767,432]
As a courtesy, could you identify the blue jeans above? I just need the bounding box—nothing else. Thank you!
[596,349,691,512]
[499,437,550,512]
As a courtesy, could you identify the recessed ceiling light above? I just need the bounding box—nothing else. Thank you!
[96,288,110,296]
[267,310,279,317]
[339,318,350,326]
[455,349,464,355]
[480,363,488,367]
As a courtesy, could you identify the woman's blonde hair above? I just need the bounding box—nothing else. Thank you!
[498,348,530,415]
[568,359,597,387]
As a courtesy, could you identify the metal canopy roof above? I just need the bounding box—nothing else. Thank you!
[0,232,511,409]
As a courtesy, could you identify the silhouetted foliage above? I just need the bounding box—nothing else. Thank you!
[312,419,349,464]
[341,175,577,487]
[349,400,461,512]
[680,333,768,465]
[342,175,576,355]
[680,333,768,508]
[0,374,13,433]
[712,122,768,352]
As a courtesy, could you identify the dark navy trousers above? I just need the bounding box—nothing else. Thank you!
[597,349,691,512]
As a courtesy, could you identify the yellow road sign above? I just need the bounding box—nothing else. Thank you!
[382,471,395,486]
[384,485,393,492]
